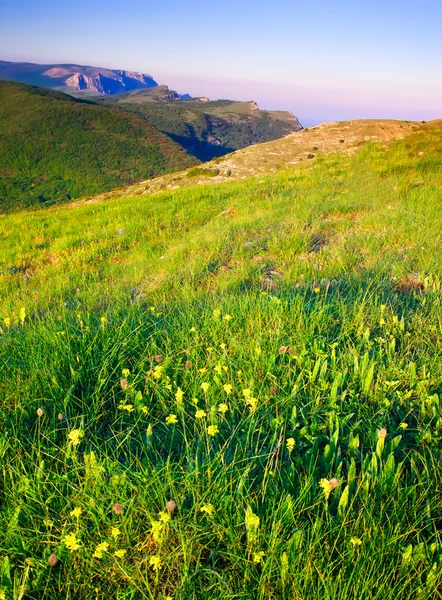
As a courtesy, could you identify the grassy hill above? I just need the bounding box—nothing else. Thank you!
[0,81,197,211]
[99,89,301,161]
[1,121,442,598]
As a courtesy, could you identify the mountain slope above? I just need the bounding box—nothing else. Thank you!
[0,80,197,211]
[84,119,421,203]
[100,90,302,160]
[1,123,442,598]
[0,60,158,95]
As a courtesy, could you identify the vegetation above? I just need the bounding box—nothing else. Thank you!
[1,122,442,599]
[0,81,197,212]
[100,94,301,161]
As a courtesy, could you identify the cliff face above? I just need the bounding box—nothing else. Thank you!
[0,61,158,95]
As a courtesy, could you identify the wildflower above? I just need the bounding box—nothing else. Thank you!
[114,549,127,558]
[350,537,362,547]
[151,521,164,542]
[100,316,107,326]
[93,542,109,559]
[195,409,207,419]
[70,507,82,518]
[141,406,149,414]
[120,378,129,389]
[3,317,11,327]
[329,477,339,489]
[200,504,215,515]
[314,287,320,293]
[245,507,260,530]
[192,397,199,405]
[207,425,219,436]
[198,367,207,374]
[158,511,171,524]
[189,327,196,333]
[214,364,223,375]
[118,403,134,412]
[253,551,265,563]
[185,360,192,369]
[43,516,54,529]
[255,346,262,356]
[286,438,295,452]
[111,527,121,540]
[213,309,221,318]
[122,368,130,377]
[166,500,177,513]
[153,365,164,380]
[223,314,232,321]
[319,478,337,500]
[206,346,214,352]
[58,413,63,421]
[201,382,210,393]
[175,387,184,403]
[223,384,233,395]
[19,307,26,325]
[67,429,84,446]
[166,414,178,425]
[288,347,295,355]
[218,403,228,415]
[154,355,164,363]
[149,555,162,571]
[48,553,58,567]
[246,396,258,412]
[112,503,124,516]
[378,428,387,439]
[242,389,252,398]
[399,422,408,430]
[36,407,43,417]
[63,533,81,552]
[220,343,227,350]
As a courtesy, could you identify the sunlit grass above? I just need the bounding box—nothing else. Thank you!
[0,125,442,598]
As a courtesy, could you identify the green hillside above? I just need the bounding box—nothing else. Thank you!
[1,122,442,598]
[0,81,197,211]
[100,89,301,161]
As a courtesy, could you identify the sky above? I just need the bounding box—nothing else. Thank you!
[1,0,441,126]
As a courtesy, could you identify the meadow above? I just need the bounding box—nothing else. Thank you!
[0,123,442,599]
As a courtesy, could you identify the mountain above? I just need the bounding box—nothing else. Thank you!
[0,81,197,211]
[99,89,303,161]
[0,60,158,95]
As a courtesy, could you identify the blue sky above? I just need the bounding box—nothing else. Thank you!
[1,0,441,125]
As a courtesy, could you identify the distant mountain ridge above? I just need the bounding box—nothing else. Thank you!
[0,60,158,95]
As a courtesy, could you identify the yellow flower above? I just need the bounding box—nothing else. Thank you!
[198,367,207,374]
[223,314,232,321]
[175,387,184,403]
[189,327,197,333]
[70,507,82,518]
[255,345,262,356]
[350,537,362,547]
[246,397,258,412]
[149,555,162,570]
[314,287,320,293]
[93,542,109,559]
[286,438,295,452]
[220,343,227,350]
[3,317,11,327]
[245,508,260,530]
[207,425,219,436]
[206,347,214,352]
[153,365,164,380]
[166,414,178,425]
[213,309,221,318]
[111,527,121,540]
[223,384,233,395]
[200,504,215,515]
[19,307,26,325]
[399,422,408,429]
[253,551,265,563]
[214,364,223,376]
[242,389,252,398]
[201,382,210,393]
[0,590,6,600]
[319,478,334,500]
[63,533,81,552]
[118,403,134,412]
[67,429,84,446]
[195,409,207,419]
[192,397,199,405]
[114,549,127,558]
[122,368,130,377]
[158,511,171,524]
[218,403,228,415]
[151,521,163,542]
[141,406,149,414]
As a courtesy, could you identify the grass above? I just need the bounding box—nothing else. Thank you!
[0,124,442,599]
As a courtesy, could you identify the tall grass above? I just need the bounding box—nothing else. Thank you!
[0,124,442,598]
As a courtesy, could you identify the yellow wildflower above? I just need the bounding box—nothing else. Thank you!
[206,347,214,352]
[114,549,127,558]
[242,389,252,398]
[175,387,184,404]
[218,403,228,415]
[223,314,232,321]
[319,478,335,500]
[153,365,163,380]
[201,382,210,393]
[158,511,171,524]
[207,425,219,436]
[151,521,163,542]
[223,384,233,395]
[63,533,81,552]
[314,287,320,293]
[149,555,162,570]
[3,317,11,327]
[350,537,362,547]
[166,414,178,425]
[70,507,82,518]
[286,438,295,452]
[200,504,215,515]
[245,507,260,530]
[253,551,265,563]
[246,397,258,412]
[213,309,221,318]
[214,364,223,376]
[111,527,121,540]
[122,368,130,377]
[118,403,134,412]
[399,422,408,429]
[93,542,109,559]
[198,367,207,374]
[67,429,84,446]
[220,343,227,350]
[195,409,207,419]
[19,307,26,325]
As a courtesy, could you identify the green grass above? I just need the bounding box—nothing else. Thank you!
[0,81,196,212]
[0,124,442,599]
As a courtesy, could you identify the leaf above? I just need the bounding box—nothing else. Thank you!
[338,484,349,517]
